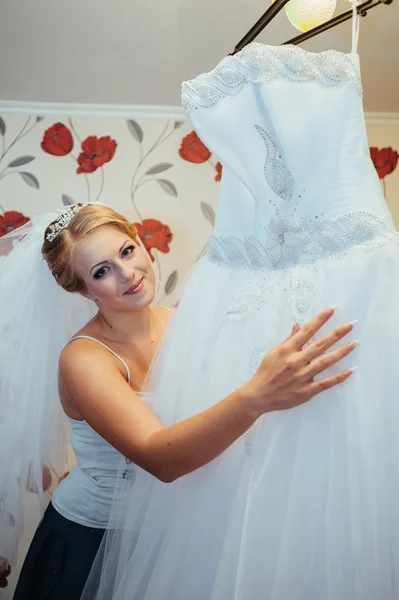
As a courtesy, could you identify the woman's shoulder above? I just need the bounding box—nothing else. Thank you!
[59,322,113,372]
[59,336,107,370]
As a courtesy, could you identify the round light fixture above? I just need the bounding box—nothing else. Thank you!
[283,0,337,32]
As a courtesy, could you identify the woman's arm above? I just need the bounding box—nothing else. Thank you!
[60,308,356,482]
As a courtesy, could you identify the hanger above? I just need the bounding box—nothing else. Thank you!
[231,0,393,55]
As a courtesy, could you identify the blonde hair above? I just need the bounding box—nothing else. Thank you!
[42,204,138,293]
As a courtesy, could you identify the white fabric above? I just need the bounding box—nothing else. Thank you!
[351,1,360,54]
[52,337,132,528]
[52,326,172,529]
[51,421,130,529]
[83,44,399,600]
[0,215,97,570]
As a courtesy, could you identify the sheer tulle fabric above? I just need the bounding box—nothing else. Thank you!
[82,26,399,598]
[83,238,399,600]
[0,215,96,570]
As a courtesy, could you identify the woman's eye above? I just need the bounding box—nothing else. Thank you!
[93,266,108,280]
[121,245,134,258]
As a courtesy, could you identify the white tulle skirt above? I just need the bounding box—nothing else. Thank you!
[83,236,399,600]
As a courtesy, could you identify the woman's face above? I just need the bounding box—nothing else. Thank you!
[74,225,155,310]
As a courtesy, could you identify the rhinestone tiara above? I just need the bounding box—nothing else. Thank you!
[46,204,84,243]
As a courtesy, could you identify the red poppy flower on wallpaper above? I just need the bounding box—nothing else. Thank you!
[179,131,211,164]
[77,136,117,174]
[41,123,74,156]
[215,161,223,181]
[0,211,30,254]
[134,219,173,262]
[370,147,399,179]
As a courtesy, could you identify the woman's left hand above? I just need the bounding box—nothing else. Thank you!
[26,465,52,493]
[0,560,11,588]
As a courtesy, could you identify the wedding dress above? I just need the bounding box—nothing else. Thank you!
[84,12,399,599]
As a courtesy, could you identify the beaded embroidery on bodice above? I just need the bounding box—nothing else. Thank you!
[181,43,397,272]
[182,44,362,114]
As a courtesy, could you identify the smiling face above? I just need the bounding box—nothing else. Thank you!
[74,224,156,311]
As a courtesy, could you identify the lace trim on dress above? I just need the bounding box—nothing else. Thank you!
[182,44,362,114]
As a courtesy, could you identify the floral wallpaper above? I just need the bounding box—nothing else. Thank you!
[0,116,222,304]
[369,146,398,190]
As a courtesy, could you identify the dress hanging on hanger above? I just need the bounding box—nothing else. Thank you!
[84,9,399,600]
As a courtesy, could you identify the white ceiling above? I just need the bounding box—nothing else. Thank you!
[1,0,398,112]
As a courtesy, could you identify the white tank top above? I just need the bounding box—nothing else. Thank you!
[52,309,172,528]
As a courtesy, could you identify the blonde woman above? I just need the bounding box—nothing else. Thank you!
[0,204,354,599]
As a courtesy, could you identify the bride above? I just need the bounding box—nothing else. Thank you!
[0,204,350,599]
[83,5,399,600]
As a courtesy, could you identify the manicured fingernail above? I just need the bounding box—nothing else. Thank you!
[330,304,338,311]
[352,339,360,347]
[349,366,358,373]
[349,320,359,327]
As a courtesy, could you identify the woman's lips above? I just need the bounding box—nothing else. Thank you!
[124,277,144,295]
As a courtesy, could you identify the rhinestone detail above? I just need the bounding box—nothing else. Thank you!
[289,279,315,320]
[121,457,136,482]
[182,44,362,114]
[46,204,84,243]
[207,211,398,272]
[255,125,294,203]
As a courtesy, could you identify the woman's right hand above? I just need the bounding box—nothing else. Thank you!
[247,307,357,414]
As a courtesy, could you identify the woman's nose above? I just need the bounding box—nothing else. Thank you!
[119,264,133,283]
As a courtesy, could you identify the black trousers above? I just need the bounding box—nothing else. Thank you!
[13,502,105,600]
